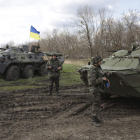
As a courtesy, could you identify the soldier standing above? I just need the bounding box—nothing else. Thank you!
[46,54,62,95]
[88,55,110,127]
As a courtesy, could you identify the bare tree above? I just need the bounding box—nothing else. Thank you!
[74,5,98,57]
[95,8,113,56]
[122,9,140,46]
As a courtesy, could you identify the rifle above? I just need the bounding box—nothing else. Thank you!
[49,65,59,72]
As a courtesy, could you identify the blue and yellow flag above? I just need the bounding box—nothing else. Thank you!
[30,26,41,40]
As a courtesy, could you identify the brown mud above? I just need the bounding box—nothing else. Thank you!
[1,83,140,140]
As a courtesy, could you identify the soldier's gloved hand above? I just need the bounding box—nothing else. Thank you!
[57,67,61,70]
[102,77,110,85]
[107,79,110,85]
[102,77,107,81]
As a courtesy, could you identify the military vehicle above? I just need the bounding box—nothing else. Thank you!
[0,45,64,81]
[78,44,140,98]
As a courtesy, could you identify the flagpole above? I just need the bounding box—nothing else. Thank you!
[29,37,30,47]
[29,26,31,50]
[38,35,40,46]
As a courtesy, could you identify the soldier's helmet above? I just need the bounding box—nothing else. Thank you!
[91,55,102,65]
[131,43,139,51]
[52,54,57,57]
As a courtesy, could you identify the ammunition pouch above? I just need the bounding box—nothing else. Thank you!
[51,69,58,72]
[89,85,104,93]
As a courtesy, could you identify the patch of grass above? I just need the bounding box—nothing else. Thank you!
[62,63,81,73]
[65,59,89,66]
[0,63,84,91]
[0,85,45,91]
[0,75,49,85]
[60,63,83,86]
[60,72,83,86]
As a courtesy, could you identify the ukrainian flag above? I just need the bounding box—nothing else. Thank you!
[30,26,41,40]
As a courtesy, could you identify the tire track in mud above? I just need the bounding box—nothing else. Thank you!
[1,87,140,121]
[1,85,140,139]
[0,86,88,121]
[82,97,140,120]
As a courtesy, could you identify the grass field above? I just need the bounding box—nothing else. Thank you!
[64,59,89,66]
[0,63,84,91]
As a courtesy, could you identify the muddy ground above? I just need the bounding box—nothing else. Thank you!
[1,83,140,140]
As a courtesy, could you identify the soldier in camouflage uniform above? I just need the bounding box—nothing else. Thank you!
[88,55,110,127]
[46,54,62,95]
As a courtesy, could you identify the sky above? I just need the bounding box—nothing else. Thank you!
[0,0,139,45]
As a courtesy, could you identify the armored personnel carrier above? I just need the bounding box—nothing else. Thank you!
[78,45,140,98]
[0,45,64,81]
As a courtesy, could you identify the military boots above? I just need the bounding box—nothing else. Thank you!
[56,85,60,96]
[56,91,60,96]
[91,116,103,127]
[48,91,52,95]
[48,91,52,96]
[48,86,53,95]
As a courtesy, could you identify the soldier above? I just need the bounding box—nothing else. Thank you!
[88,55,110,127]
[46,54,62,95]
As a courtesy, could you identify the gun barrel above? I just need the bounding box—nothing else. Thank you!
[106,50,132,53]
[106,50,118,52]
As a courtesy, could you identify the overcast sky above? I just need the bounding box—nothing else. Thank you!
[0,0,139,45]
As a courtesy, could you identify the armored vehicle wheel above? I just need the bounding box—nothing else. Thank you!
[22,65,34,79]
[100,92,111,100]
[38,64,47,76]
[6,65,20,81]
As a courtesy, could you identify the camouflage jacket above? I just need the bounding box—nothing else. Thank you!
[88,65,104,92]
[46,58,62,78]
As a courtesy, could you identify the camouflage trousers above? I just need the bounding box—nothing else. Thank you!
[49,77,59,92]
[89,86,101,117]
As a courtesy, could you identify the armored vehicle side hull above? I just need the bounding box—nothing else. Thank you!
[79,65,140,98]
[0,45,64,81]
[104,72,140,97]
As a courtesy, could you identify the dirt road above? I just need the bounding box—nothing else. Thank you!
[1,84,140,140]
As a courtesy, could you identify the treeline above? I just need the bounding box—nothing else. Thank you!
[4,5,140,59]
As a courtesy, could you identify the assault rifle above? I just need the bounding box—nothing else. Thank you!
[49,65,59,72]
